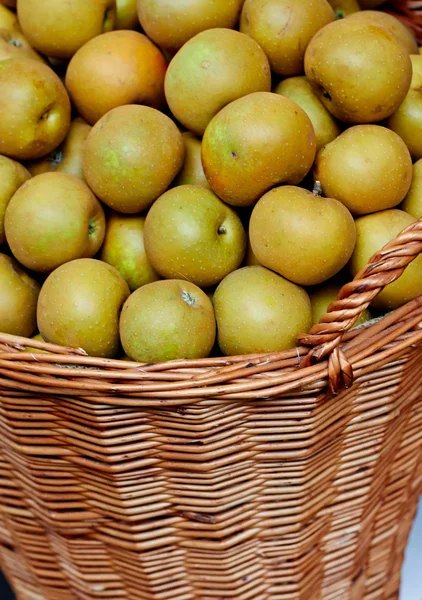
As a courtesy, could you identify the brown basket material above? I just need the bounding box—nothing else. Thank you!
[1,3,422,600]
[0,225,421,600]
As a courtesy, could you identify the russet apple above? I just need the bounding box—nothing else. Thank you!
[0,58,71,160]
[201,92,316,206]
[250,185,356,286]
[0,5,46,63]
[310,283,371,327]
[350,210,422,310]
[314,125,413,215]
[144,185,246,287]
[240,0,335,76]
[0,154,31,245]
[65,30,167,125]
[346,10,418,54]
[0,252,40,337]
[305,18,412,123]
[100,212,159,291]
[402,159,422,219]
[173,132,210,189]
[37,258,130,357]
[83,104,184,213]
[388,55,422,160]
[165,28,271,136]
[214,265,312,355]
[120,279,216,363]
[137,0,244,52]
[5,172,105,272]
[274,76,340,152]
[28,117,91,181]
[17,0,116,59]
[116,0,139,29]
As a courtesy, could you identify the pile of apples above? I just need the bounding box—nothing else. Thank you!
[1,0,422,363]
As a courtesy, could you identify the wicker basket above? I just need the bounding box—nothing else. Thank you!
[1,4,422,600]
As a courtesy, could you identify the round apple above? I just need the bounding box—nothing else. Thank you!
[0,252,40,338]
[0,155,31,245]
[201,91,316,207]
[65,30,167,125]
[116,0,138,29]
[346,10,418,54]
[144,185,247,287]
[240,0,335,76]
[213,265,312,355]
[310,283,371,327]
[28,117,91,181]
[350,210,422,310]
[164,28,271,136]
[17,0,117,60]
[83,104,184,213]
[402,159,422,220]
[173,132,210,189]
[250,185,356,286]
[305,18,412,123]
[274,76,340,152]
[314,125,413,215]
[388,55,422,160]
[100,212,159,291]
[0,58,71,160]
[137,0,243,51]
[5,172,105,273]
[37,258,130,357]
[120,280,216,363]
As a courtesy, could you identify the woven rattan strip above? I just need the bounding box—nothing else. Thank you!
[1,2,422,599]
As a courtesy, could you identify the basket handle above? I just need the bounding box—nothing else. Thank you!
[298,216,422,393]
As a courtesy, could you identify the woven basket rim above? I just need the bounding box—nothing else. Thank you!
[0,0,422,403]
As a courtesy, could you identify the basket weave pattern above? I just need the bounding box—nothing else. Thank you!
[0,218,421,600]
[1,3,422,599]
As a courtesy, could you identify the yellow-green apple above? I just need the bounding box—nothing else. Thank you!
[144,185,246,287]
[5,172,105,272]
[0,154,31,245]
[17,0,116,59]
[314,125,413,215]
[120,279,216,362]
[37,258,130,357]
[0,252,40,337]
[100,212,159,291]
[83,104,184,213]
[0,58,70,160]
[213,265,312,355]
[250,185,356,286]
[201,91,316,207]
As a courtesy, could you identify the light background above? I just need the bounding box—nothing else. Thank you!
[400,499,422,599]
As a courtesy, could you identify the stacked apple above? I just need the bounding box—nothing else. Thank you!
[1,0,422,363]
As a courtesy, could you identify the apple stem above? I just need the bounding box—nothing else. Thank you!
[218,226,227,235]
[181,290,196,306]
[313,181,323,197]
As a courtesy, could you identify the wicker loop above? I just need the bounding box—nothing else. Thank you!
[300,218,422,391]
